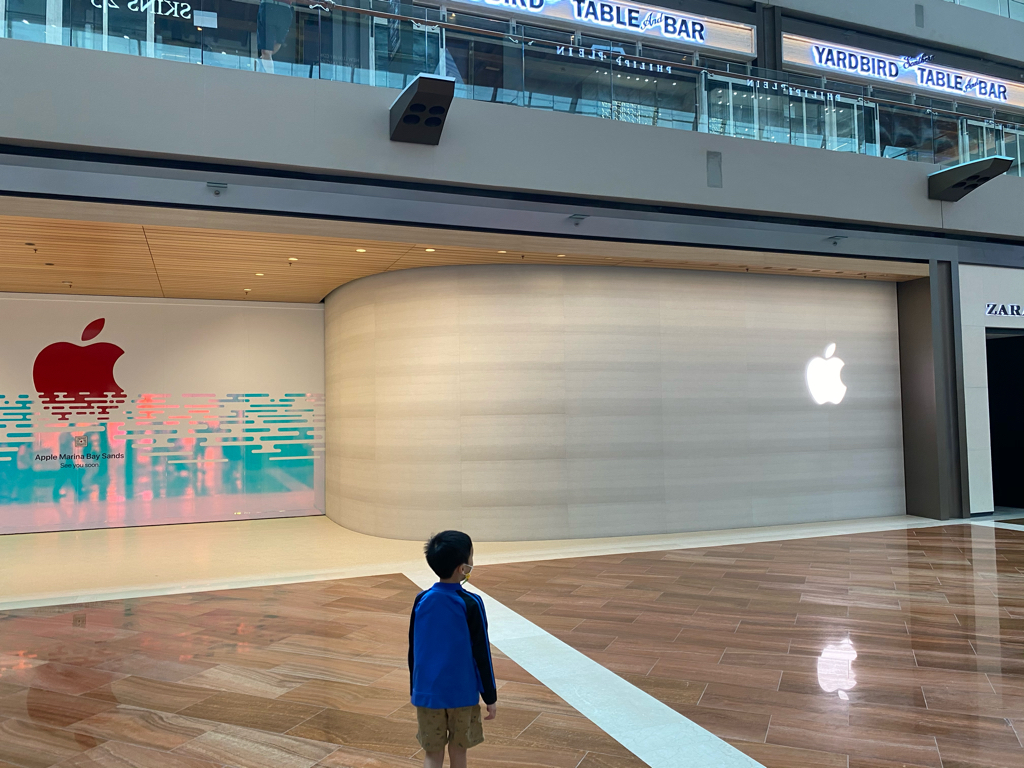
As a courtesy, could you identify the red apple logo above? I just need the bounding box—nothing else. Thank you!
[33,318,126,421]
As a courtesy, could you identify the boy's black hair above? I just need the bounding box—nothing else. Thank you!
[425,530,473,579]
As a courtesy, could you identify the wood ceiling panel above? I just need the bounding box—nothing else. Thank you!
[142,226,413,303]
[0,216,163,297]
[0,207,931,304]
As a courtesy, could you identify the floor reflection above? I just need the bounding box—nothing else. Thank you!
[816,639,857,700]
[473,524,1024,768]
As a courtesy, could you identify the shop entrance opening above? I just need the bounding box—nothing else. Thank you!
[986,330,1024,511]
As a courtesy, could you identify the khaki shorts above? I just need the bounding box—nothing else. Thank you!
[415,705,484,752]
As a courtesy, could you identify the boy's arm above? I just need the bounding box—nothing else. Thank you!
[409,593,424,697]
[463,593,498,705]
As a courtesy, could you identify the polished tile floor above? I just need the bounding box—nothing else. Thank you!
[0,523,1020,768]
[473,524,1024,768]
[0,575,639,768]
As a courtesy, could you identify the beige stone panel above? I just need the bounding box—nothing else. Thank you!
[325,264,905,541]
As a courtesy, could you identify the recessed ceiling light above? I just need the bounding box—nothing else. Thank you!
[255,273,264,276]
[556,254,566,258]
[425,248,435,252]
[244,288,252,292]
[356,248,366,253]
[498,250,506,254]
[288,257,299,261]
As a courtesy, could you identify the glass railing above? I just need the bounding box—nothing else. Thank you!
[943,0,1024,23]
[2,0,1022,177]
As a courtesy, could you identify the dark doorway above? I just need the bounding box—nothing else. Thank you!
[986,332,1024,509]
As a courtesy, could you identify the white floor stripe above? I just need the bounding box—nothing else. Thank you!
[404,569,763,768]
[971,519,1024,532]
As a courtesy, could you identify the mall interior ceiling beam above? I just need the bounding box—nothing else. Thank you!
[389,75,455,146]
[928,156,1015,202]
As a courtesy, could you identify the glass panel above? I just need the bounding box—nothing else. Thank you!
[706,76,756,140]
[789,94,826,149]
[522,36,611,117]
[200,0,259,73]
[879,104,934,162]
[756,87,789,144]
[445,25,518,104]
[371,6,439,89]
[642,45,693,67]
[320,8,372,85]
[648,67,699,131]
[829,99,859,153]
[6,0,47,40]
[1004,129,1023,176]
[962,119,1001,162]
[518,23,570,44]
[932,114,959,165]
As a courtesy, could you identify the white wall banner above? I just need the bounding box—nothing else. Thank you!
[449,0,756,58]
[0,294,325,535]
[783,33,1024,109]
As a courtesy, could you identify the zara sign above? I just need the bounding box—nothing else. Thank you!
[449,0,756,57]
[986,303,1023,317]
[783,34,1024,109]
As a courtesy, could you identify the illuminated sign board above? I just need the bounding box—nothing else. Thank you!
[449,0,756,58]
[783,34,1024,109]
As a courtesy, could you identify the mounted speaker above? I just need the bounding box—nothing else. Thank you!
[389,75,456,145]
[928,155,1014,202]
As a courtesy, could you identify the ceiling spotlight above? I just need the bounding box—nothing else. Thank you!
[244,288,252,292]
[556,254,566,258]
[288,257,299,261]
[356,248,366,253]
[498,250,506,254]
[425,248,435,252]
[255,273,264,276]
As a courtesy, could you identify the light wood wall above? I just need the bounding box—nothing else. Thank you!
[325,265,906,541]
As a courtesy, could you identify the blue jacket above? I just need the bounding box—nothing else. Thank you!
[408,582,498,709]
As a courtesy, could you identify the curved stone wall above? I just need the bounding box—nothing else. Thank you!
[325,265,905,541]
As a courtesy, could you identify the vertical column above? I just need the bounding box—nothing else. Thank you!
[896,262,966,520]
[931,260,966,519]
[754,2,782,72]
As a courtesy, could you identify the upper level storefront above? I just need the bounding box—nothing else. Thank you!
[2,0,1023,177]
[943,0,1024,22]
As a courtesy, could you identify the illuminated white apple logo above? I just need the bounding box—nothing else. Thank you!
[806,343,847,405]
[817,639,857,700]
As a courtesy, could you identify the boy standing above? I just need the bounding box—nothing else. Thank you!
[409,531,497,768]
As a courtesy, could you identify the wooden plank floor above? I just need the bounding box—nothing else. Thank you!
[0,575,642,768]
[1,524,1020,768]
[473,525,1024,768]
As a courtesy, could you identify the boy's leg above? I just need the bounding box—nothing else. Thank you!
[416,707,449,768]
[447,745,468,768]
